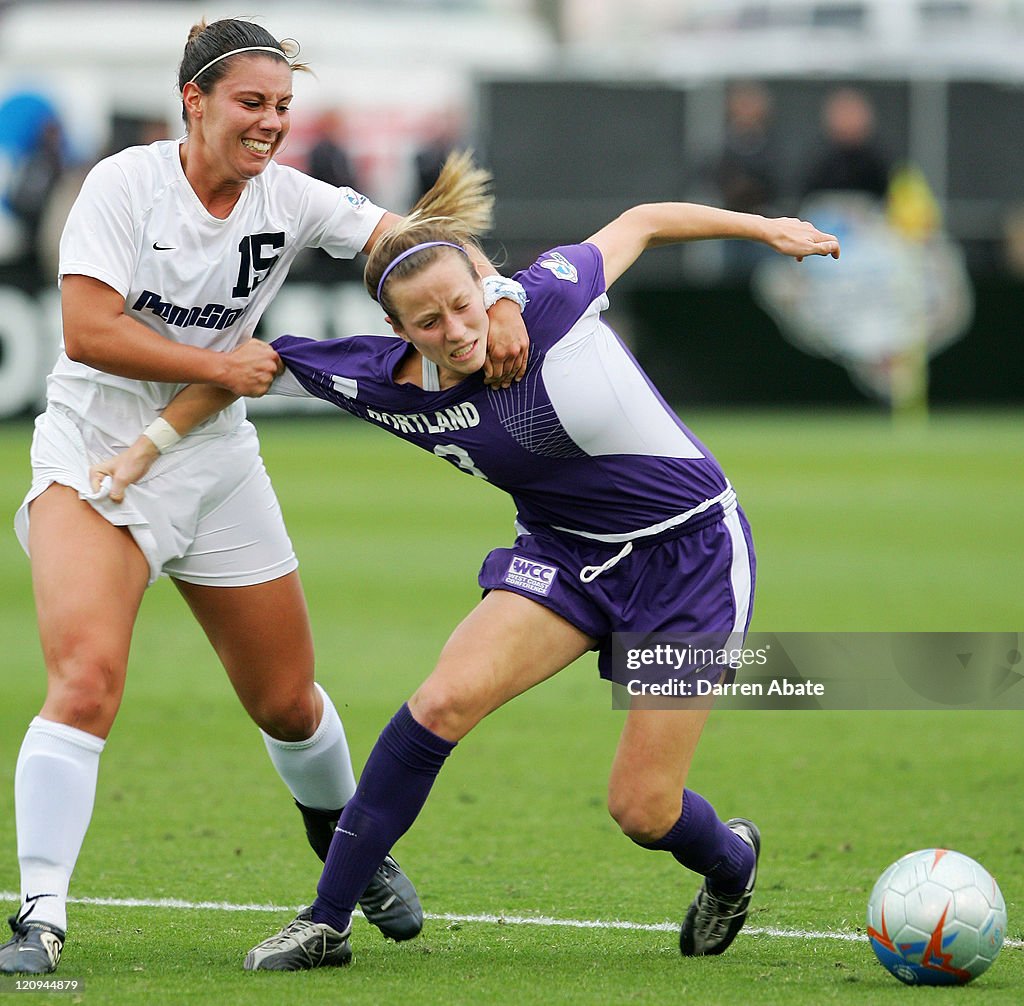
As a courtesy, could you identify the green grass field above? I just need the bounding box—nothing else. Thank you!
[0,410,1020,1005]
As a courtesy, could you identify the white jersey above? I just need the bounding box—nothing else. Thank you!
[49,138,385,445]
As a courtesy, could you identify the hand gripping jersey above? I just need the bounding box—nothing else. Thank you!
[273,243,735,545]
[50,139,384,444]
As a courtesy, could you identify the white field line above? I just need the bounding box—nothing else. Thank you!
[2,891,1021,950]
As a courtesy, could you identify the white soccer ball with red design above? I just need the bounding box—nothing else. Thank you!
[866,848,1006,985]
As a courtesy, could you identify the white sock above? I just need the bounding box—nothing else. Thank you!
[261,683,357,811]
[15,716,106,932]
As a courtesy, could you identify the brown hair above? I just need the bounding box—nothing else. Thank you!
[365,150,494,317]
[177,18,306,126]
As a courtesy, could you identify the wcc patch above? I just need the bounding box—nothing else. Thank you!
[503,555,559,596]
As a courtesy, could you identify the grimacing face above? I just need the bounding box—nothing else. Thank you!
[386,251,489,383]
[184,54,293,182]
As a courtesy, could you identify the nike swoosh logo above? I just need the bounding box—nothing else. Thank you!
[17,893,58,925]
[152,242,175,251]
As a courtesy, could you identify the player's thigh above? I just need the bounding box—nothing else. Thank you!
[607,702,713,832]
[28,485,149,728]
[173,571,318,738]
[29,484,149,661]
[409,589,595,740]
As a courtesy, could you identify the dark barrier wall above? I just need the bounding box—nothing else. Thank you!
[621,281,1024,405]
[478,76,913,275]
[475,74,1023,405]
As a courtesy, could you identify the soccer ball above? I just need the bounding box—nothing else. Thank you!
[866,848,1006,985]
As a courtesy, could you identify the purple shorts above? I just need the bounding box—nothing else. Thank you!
[478,506,756,679]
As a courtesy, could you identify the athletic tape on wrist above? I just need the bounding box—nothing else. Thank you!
[482,275,527,311]
[142,417,182,453]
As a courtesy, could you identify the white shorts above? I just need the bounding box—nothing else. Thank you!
[14,405,298,588]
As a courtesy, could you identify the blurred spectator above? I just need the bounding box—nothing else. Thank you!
[307,108,360,191]
[301,109,362,282]
[412,106,466,201]
[802,87,892,201]
[0,90,69,271]
[715,81,780,216]
[712,81,783,277]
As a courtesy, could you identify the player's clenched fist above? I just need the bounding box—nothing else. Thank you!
[216,338,282,397]
[89,436,160,503]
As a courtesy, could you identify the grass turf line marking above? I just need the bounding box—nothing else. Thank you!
[1,891,1020,949]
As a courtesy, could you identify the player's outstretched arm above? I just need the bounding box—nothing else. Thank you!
[586,203,841,288]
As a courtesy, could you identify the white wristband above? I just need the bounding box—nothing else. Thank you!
[142,417,182,454]
[482,274,527,312]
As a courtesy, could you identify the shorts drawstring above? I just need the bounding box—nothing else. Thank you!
[579,540,633,583]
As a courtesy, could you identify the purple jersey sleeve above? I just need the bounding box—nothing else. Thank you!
[272,333,405,417]
[515,244,606,352]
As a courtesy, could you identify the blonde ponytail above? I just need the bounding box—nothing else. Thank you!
[365,151,494,312]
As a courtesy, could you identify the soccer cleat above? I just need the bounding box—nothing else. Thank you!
[679,818,760,957]
[0,916,65,974]
[357,854,423,941]
[243,907,352,971]
[295,800,423,941]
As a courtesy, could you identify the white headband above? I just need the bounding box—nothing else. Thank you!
[189,45,287,84]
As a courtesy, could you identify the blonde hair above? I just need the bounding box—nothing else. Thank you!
[365,150,494,316]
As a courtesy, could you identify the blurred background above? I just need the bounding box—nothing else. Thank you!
[0,14,1020,990]
[1,0,1024,417]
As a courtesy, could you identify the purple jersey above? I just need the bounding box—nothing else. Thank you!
[272,243,735,545]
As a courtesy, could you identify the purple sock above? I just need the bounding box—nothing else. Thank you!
[636,789,754,894]
[311,703,456,933]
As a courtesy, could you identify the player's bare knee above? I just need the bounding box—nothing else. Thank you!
[608,789,679,844]
[256,702,319,742]
[252,685,320,741]
[43,658,123,732]
[407,684,476,742]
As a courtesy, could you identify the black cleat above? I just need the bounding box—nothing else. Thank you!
[680,818,760,956]
[0,916,64,974]
[357,854,423,941]
[295,801,423,941]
